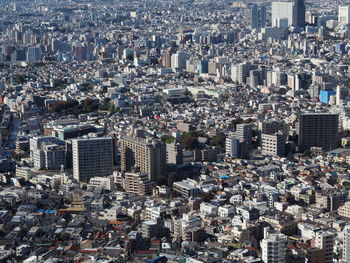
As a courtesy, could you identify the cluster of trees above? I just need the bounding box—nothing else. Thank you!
[180,131,226,150]
[51,98,119,116]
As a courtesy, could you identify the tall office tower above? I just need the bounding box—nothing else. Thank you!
[248,4,267,29]
[339,6,350,25]
[260,230,287,263]
[314,231,334,263]
[171,51,187,70]
[261,132,286,157]
[166,142,183,165]
[234,124,253,143]
[120,132,167,181]
[225,137,240,158]
[298,113,339,152]
[231,62,251,84]
[293,0,306,28]
[72,136,113,183]
[271,2,295,28]
[26,46,42,62]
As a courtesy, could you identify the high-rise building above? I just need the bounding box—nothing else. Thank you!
[272,0,305,28]
[271,2,295,28]
[339,6,350,25]
[33,144,66,171]
[248,4,267,29]
[226,137,240,158]
[161,50,172,68]
[72,136,113,182]
[260,229,287,263]
[234,123,253,143]
[171,50,187,70]
[288,74,301,92]
[26,46,42,62]
[120,133,167,181]
[166,142,183,165]
[75,45,87,61]
[231,62,251,84]
[298,113,339,152]
[198,59,209,74]
[293,0,306,28]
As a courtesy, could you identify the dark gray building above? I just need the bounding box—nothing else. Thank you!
[298,113,339,152]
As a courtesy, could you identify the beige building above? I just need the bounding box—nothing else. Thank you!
[338,202,350,218]
[124,172,155,196]
[120,135,166,181]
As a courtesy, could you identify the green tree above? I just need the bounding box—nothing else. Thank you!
[211,133,226,148]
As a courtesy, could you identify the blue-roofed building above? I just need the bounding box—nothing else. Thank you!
[319,90,336,104]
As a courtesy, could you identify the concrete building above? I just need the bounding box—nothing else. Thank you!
[343,225,350,263]
[314,231,334,263]
[293,0,306,28]
[173,179,200,198]
[339,5,350,24]
[88,176,115,191]
[26,46,42,62]
[337,202,350,218]
[261,132,286,157]
[298,113,339,152]
[124,172,155,196]
[72,136,113,182]
[226,137,240,158]
[247,4,267,30]
[231,62,250,84]
[171,50,187,70]
[166,142,183,165]
[30,136,66,170]
[234,123,253,143]
[120,135,167,181]
[260,230,287,263]
[271,2,295,28]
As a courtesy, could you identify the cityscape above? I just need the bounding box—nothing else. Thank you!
[2,0,350,262]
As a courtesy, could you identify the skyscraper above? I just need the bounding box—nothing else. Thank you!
[293,0,306,28]
[271,0,305,28]
[120,133,167,181]
[26,46,42,62]
[271,2,295,28]
[72,136,113,182]
[298,113,339,152]
[248,4,267,30]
